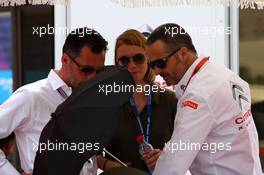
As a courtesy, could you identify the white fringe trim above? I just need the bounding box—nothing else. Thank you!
[0,0,68,6]
[111,0,264,9]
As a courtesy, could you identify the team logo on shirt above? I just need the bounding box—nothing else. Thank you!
[235,109,252,125]
[230,82,252,131]
[234,108,253,131]
[230,81,248,109]
[181,100,198,109]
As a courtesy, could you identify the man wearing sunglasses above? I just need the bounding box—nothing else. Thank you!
[146,23,262,175]
[0,27,107,175]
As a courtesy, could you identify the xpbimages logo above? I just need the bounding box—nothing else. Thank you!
[98,82,166,95]
[163,26,232,38]
[33,140,100,154]
[32,25,99,37]
[164,140,232,154]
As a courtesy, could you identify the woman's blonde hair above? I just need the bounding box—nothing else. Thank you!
[114,29,155,83]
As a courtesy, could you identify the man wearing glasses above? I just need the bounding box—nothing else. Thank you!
[146,23,262,175]
[0,27,107,175]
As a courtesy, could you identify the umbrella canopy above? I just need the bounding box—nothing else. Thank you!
[33,66,134,175]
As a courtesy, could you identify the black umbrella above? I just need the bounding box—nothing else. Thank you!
[33,66,134,175]
[100,167,147,175]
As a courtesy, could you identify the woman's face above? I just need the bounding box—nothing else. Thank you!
[116,44,148,84]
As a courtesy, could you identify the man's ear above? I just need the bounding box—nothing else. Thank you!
[177,47,189,62]
[61,53,70,65]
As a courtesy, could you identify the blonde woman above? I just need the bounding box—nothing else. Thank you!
[97,29,177,173]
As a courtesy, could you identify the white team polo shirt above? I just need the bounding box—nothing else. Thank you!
[153,58,262,175]
[0,70,98,174]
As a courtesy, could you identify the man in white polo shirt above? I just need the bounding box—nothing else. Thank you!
[146,23,262,175]
[0,27,107,175]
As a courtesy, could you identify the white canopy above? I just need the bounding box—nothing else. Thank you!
[0,0,68,6]
[111,0,263,9]
[0,0,263,9]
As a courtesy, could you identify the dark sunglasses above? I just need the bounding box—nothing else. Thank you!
[149,48,181,69]
[118,53,145,67]
[67,53,103,74]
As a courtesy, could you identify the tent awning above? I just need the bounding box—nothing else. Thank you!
[111,0,264,9]
[1,0,263,9]
[0,0,68,6]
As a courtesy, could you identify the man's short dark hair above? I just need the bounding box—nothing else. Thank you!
[147,23,197,54]
[63,27,108,59]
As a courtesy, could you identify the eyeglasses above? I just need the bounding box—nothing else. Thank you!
[67,53,103,74]
[149,48,181,69]
[117,53,145,67]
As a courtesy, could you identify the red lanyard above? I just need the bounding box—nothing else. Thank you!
[184,57,209,93]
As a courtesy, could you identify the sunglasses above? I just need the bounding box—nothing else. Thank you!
[118,53,145,67]
[149,48,181,69]
[67,53,103,74]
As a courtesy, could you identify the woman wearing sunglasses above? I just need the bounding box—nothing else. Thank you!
[97,29,177,173]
